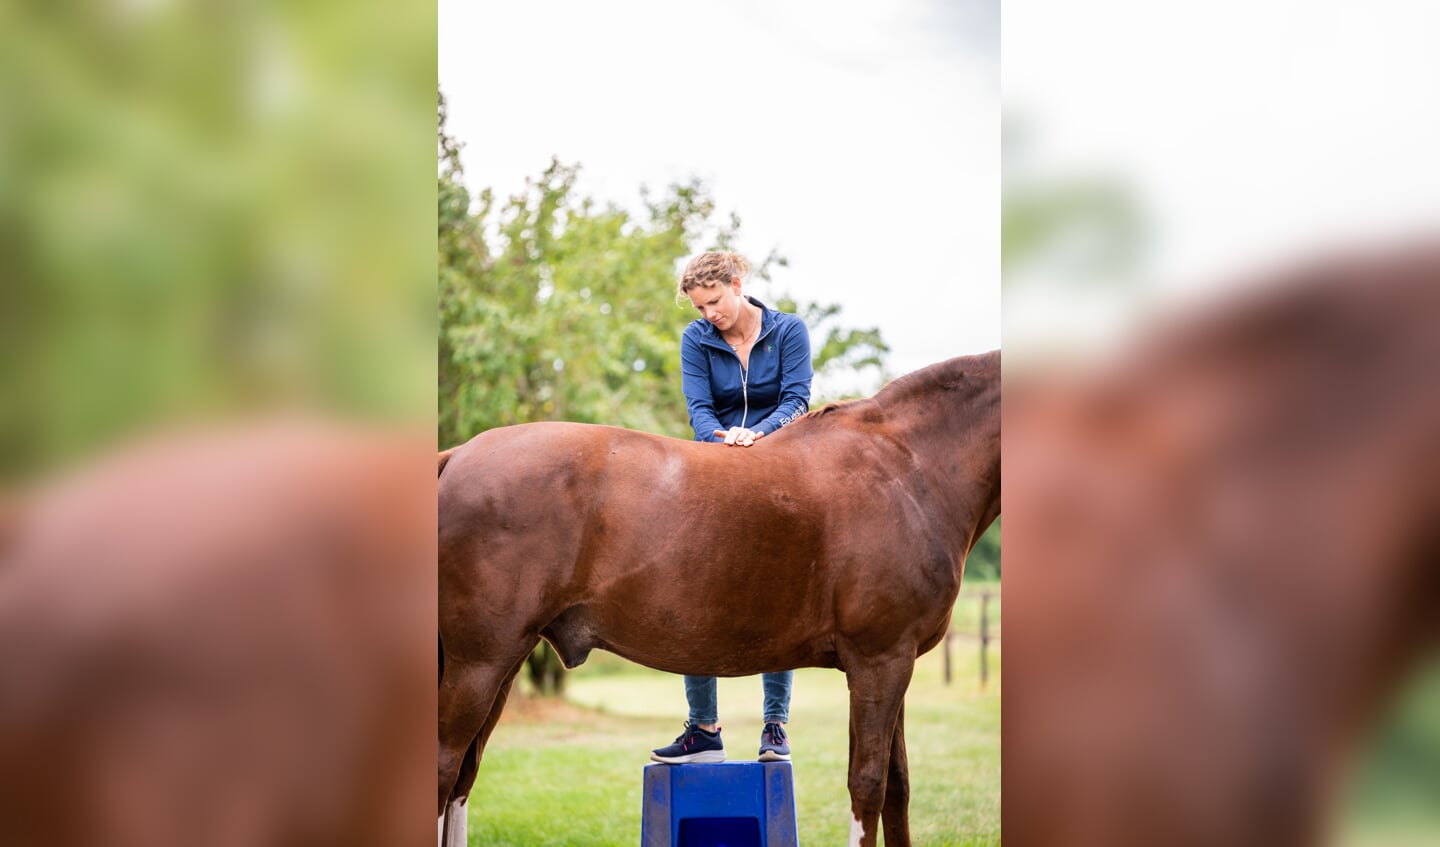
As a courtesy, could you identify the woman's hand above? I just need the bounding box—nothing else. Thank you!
[713,427,765,447]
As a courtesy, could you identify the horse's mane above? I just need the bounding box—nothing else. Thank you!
[876,351,999,404]
[796,350,1001,426]
[801,398,863,421]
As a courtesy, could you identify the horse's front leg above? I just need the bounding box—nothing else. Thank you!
[843,653,915,847]
[881,701,911,846]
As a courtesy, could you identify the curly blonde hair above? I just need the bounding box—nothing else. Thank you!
[676,251,751,304]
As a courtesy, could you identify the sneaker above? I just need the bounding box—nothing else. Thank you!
[650,721,726,764]
[758,721,791,762]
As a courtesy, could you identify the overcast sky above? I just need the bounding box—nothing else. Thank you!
[439,0,1000,393]
[1003,0,1440,352]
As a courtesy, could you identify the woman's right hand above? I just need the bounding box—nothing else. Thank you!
[714,427,764,447]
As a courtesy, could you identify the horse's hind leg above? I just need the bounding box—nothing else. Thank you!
[881,702,911,847]
[436,661,492,815]
[439,656,525,846]
[440,773,470,847]
[441,732,485,844]
[843,653,915,847]
[437,639,534,815]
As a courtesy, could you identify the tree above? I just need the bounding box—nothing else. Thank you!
[439,92,888,448]
[773,297,889,383]
[440,100,722,447]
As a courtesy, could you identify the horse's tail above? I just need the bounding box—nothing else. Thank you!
[436,448,455,680]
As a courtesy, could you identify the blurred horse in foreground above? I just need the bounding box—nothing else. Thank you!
[0,423,435,847]
[1004,245,1440,847]
[438,351,1000,847]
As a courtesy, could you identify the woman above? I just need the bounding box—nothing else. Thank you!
[649,251,813,765]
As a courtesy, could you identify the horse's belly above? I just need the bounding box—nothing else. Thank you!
[543,603,836,676]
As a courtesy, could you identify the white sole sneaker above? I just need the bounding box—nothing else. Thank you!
[649,749,726,764]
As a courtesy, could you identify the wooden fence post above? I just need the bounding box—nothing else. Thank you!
[943,627,953,685]
[979,591,991,689]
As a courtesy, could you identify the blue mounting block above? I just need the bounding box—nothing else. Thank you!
[641,761,799,847]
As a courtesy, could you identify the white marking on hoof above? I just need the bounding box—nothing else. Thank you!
[849,812,866,847]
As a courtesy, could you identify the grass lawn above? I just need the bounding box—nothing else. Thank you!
[463,585,1000,846]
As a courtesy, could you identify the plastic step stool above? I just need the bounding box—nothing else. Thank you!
[641,761,798,847]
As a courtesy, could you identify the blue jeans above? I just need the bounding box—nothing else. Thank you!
[684,672,792,725]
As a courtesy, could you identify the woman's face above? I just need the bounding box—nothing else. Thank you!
[687,279,744,331]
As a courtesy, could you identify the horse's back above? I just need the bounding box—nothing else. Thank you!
[439,422,687,512]
[437,422,697,606]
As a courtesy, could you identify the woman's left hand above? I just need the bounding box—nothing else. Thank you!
[714,427,765,447]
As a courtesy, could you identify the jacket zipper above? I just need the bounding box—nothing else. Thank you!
[719,306,766,431]
[740,364,749,429]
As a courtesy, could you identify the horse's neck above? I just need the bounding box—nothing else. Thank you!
[882,370,1001,547]
[1109,267,1440,746]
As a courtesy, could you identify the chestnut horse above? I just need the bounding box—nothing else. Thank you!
[0,424,436,847]
[438,350,999,847]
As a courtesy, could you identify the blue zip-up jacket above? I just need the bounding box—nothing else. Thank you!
[680,296,813,442]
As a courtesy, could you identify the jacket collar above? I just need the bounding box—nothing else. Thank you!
[696,296,775,351]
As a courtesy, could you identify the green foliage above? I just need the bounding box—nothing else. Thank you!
[1342,658,1440,838]
[966,519,1001,580]
[3,4,436,479]
[439,153,698,446]
[1001,116,1144,287]
[526,641,567,696]
[437,92,889,449]
[773,296,889,383]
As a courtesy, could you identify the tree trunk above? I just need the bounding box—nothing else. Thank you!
[525,642,566,696]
